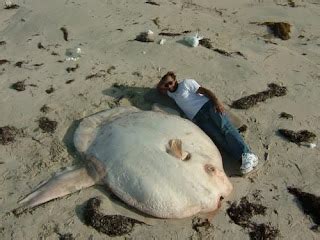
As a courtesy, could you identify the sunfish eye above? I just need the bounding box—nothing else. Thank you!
[204,164,215,174]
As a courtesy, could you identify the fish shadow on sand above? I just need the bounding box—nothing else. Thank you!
[62,119,83,165]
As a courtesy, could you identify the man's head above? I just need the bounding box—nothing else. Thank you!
[157,71,178,94]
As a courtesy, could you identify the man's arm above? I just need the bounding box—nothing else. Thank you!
[197,86,225,113]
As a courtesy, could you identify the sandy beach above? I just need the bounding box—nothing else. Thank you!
[1,0,320,239]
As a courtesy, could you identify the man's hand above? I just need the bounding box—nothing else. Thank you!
[157,83,168,95]
[215,102,225,114]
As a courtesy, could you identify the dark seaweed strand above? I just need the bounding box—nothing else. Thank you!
[231,84,287,109]
[278,129,316,144]
[60,27,69,41]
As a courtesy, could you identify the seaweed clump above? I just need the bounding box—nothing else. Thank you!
[11,81,26,91]
[288,187,320,225]
[227,197,267,227]
[199,38,213,49]
[263,22,291,40]
[278,129,316,144]
[249,223,280,240]
[135,32,154,42]
[0,126,18,145]
[38,117,58,133]
[279,112,293,120]
[83,197,147,237]
[231,83,287,109]
[192,217,213,232]
[227,197,279,240]
[0,59,10,65]
[57,233,75,240]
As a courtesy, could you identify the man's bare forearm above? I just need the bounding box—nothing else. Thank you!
[197,87,221,105]
[197,86,225,113]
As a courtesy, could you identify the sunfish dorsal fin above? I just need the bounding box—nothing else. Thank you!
[166,139,191,161]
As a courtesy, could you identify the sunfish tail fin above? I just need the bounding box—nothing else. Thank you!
[18,166,96,209]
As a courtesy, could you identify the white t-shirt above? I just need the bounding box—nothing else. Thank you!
[167,79,209,120]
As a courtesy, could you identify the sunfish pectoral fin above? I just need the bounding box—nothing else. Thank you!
[166,139,191,161]
[18,166,96,209]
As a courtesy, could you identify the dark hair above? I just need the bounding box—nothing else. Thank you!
[161,71,176,82]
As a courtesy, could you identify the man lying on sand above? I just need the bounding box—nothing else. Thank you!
[157,71,258,175]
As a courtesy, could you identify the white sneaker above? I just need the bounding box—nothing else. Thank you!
[240,153,259,175]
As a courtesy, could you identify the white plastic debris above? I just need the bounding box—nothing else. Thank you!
[308,143,317,148]
[147,30,154,35]
[159,38,166,45]
[65,47,81,61]
[301,142,317,148]
[5,0,13,7]
[183,33,203,47]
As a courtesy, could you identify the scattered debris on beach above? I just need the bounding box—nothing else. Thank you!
[135,31,154,42]
[199,38,247,59]
[66,64,79,73]
[45,86,55,94]
[107,66,116,74]
[65,47,81,61]
[279,112,293,120]
[192,217,213,232]
[37,42,45,49]
[145,1,160,6]
[276,0,298,8]
[278,129,316,145]
[288,187,320,225]
[152,17,160,28]
[40,104,51,113]
[253,22,291,40]
[57,233,75,240]
[60,27,69,41]
[0,41,6,46]
[85,70,106,80]
[0,126,19,145]
[38,117,58,133]
[65,79,75,84]
[159,32,182,36]
[15,61,26,68]
[265,22,291,40]
[83,197,147,237]
[213,48,247,59]
[231,83,287,109]
[249,223,280,240]
[0,59,10,65]
[227,197,279,239]
[238,124,248,133]
[11,80,38,91]
[227,197,267,228]
[4,1,19,9]
[132,71,142,78]
[33,63,44,67]
[11,80,26,91]
[199,38,213,49]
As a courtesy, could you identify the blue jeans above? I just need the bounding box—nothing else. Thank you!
[192,101,250,160]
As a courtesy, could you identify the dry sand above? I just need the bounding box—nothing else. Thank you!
[1,0,320,239]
